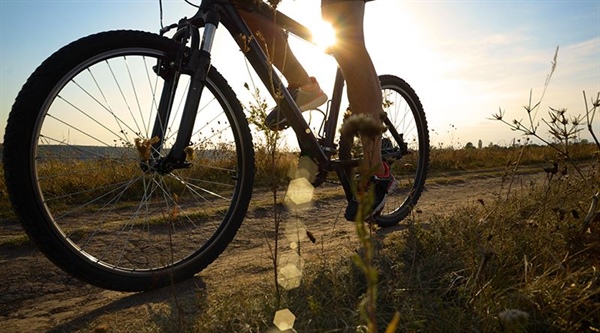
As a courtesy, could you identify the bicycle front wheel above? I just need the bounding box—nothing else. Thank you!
[339,75,429,227]
[3,30,254,291]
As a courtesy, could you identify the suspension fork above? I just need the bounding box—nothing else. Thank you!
[149,8,221,173]
[150,61,180,160]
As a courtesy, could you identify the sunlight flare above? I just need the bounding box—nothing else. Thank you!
[311,21,336,53]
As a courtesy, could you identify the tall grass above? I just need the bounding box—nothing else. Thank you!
[183,173,599,332]
[182,154,599,332]
[375,176,599,331]
[0,143,597,223]
[428,143,597,175]
[1,145,598,329]
[0,163,12,220]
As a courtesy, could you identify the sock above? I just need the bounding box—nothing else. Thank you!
[375,162,389,178]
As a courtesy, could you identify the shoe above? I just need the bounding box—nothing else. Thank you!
[344,163,397,222]
[265,77,327,130]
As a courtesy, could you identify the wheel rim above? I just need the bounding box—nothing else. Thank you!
[378,81,427,219]
[341,79,428,222]
[31,47,247,273]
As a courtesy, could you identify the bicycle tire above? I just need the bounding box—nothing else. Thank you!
[339,75,429,227]
[3,30,255,291]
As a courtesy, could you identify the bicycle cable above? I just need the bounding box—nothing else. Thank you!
[183,0,200,8]
[158,0,205,30]
[158,0,165,29]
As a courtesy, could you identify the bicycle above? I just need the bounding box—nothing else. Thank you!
[2,0,429,291]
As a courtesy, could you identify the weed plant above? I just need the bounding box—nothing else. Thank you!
[187,159,599,333]
[374,172,600,331]
[0,164,12,220]
[428,142,597,175]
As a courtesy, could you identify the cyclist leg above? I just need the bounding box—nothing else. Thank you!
[236,7,312,89]
[236,6,327,129]
[321,0,384,175]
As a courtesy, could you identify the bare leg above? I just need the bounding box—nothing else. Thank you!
[239,10,313,88]
[322,1,384,175]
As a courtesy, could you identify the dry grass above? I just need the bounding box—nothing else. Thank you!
[1,80,598,331]
[428,142,597,175]
[1,142,598,332]
[1,143,594,212]
[0,164,13,220]
[183,161,600,332]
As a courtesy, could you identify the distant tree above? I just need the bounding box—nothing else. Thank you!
[465,142,475,149]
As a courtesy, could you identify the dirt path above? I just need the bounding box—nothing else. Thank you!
[0,172,540,332]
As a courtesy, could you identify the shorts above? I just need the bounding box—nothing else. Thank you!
[233,1,374,9]
[322,0,374,5]
[233,0,373,11]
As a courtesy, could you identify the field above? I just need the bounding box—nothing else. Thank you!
[1,144,599,332]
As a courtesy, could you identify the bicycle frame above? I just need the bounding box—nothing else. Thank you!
[154,0,355,199]
[1,0,427,292]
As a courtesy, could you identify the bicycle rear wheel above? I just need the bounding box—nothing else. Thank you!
[339,75,429,227]
[3,30,254,291]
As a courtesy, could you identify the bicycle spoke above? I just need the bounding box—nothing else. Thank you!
[342,75,428,226]
[169,172,231,204]
[124,56,149,134]
[163,79,191,144]
[44,114,115,148]
[80,66,144,143]
[163,90,221,145]
[6,31,254,290]
[36,135,135,163]
[105,59,145,137]
[77,176,146,249]
[72,73,134,141]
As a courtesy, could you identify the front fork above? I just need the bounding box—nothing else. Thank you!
[148,17,220,174]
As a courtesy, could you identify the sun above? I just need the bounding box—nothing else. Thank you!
[309,20,336,53]
[283,17,340,93]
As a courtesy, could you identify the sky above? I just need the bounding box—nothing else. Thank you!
[1,0,599,149]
